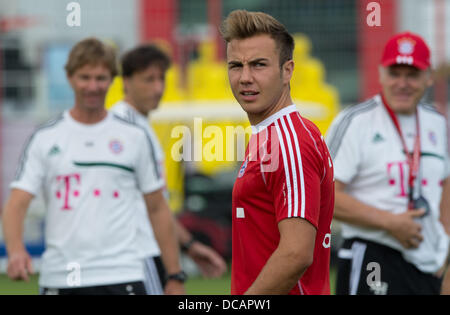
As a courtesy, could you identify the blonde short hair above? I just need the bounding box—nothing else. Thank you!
[65,37,117,77]
[220,10,294,67]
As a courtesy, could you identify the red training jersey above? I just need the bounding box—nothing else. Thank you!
[231,105,335,295]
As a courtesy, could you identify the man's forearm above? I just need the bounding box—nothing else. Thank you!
[245,246,310,295]
[149,205,182,274]
[2,197,28,253]
[439,178,450,235]
[175,220,194,247]
[335,186,427,250]
[335,190,392,231]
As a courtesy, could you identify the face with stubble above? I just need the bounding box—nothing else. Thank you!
[68,63,113,113]
[123,64,166,116]
[227,34,294,125]
[379,64,432,114]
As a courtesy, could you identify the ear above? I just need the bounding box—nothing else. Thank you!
[283,59,294,84]
[66,73,75,88]
[378,66,387,85]
[122,76,131,94]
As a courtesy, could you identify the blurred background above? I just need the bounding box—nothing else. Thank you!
[0,0,449,294]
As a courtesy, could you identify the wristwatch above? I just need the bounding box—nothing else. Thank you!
[181,238,196,253]
[166,271,188,283]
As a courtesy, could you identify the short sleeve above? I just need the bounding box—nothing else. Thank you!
[264,122,322,229]
[325,111,361,184]
[134,130,165,194]
[444,154,450,179]
[10,133,46,196]
[443,126,450,179]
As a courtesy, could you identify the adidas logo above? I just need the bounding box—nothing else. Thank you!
[48,145,61,156]
[373,133,385,143]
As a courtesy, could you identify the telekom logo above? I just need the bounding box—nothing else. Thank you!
[55,174,120,210]
[56,173,81,210]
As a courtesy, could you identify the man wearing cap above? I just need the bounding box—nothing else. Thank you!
[326,32,450,295]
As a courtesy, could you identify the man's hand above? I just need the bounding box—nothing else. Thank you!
[7,249,34,281]
[174,221,227,278]
[2,189,34,281]
[187,241,227,278]
[385,208,425,249]
[164,280,186,295]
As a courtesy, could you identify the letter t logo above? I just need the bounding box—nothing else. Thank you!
[56,173,81,210]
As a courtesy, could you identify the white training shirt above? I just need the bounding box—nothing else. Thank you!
[326,94,450,273]
[109,100,165,258]
[10,110,165,288]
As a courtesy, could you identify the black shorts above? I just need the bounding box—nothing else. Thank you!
[40,281,147,295]
[336,238,442,295]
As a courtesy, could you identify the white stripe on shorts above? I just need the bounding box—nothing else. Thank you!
[143,256,164,295]
[349,241,367,295]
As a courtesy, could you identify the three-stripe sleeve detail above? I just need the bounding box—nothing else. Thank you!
[274,114,306,219]
[274,120,293,218]
[14,115,64,181]
[327,99,378,159]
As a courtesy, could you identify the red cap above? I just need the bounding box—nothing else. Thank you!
[381,31,430,70]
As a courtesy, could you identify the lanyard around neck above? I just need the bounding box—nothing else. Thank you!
[381,94,421,209]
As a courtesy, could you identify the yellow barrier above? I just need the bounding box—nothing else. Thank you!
[291,34,340,134]
[186,41,234,101]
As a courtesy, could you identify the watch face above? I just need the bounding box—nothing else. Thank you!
[168,271,187,283]
[413,196,430,217]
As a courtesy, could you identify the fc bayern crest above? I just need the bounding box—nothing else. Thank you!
[109,139,123,154]
[398,38,415,55]
[428,131,437,146]
[238,156,249,178]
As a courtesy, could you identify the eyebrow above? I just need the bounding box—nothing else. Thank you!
[228,58,269,66]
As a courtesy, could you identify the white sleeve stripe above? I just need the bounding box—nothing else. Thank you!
[286,115,306,218]
[297,280,305,295]
[259,129,269,186]
[274,120,293,218]
[279,117,299,219]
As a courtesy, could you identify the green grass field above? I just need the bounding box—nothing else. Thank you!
[0,268,336,295]
[0,273,232,295]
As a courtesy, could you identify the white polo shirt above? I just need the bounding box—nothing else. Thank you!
[11,111,164,287]
[109,100,165,259]
[326,94,450,273]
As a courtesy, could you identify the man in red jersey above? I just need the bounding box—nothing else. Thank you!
[220,10,335,295]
